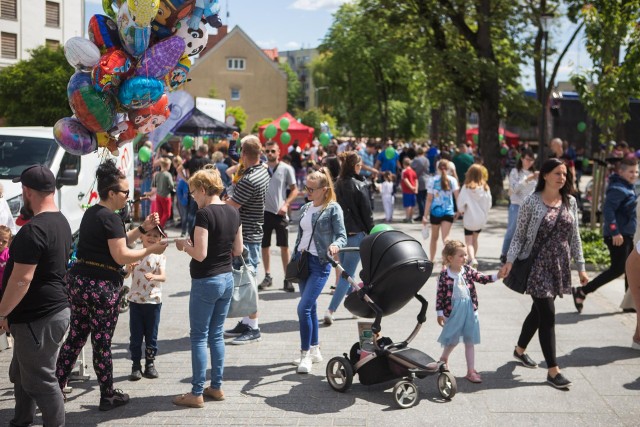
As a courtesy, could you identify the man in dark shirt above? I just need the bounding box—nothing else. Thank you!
[0,165,73,427]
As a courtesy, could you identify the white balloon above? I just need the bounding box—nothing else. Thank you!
[64,37,101,71]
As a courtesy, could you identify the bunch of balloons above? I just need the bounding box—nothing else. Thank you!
[263,117,293,145]
[53,0,221,157]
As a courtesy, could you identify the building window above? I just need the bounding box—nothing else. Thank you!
[1,0,17,19]
[45,1,60,28]
[46,39,60,50]
[230,88,240,100]
[1,32,17,59]
[227,58,245,71]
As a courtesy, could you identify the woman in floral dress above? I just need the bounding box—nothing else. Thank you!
[501,158,589,390]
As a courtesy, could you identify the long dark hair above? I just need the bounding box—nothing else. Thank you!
[97,159,126,200]
[535,158,572,206]
[516,149,536,172]
[338,151,361,180]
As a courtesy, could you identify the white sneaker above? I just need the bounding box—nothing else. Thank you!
[297,351,313,374]
[323,310,334,325]
[293,346,323,365]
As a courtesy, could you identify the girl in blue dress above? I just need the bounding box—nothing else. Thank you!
[435,240,501,383]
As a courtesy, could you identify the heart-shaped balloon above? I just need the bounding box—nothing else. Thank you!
[91,49,133,93]
[118,76,164,109]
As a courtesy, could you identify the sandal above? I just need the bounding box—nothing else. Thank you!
[465,370,482,383]
[571,287,585,314]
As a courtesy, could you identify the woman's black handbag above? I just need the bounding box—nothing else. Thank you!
[285,251,309,284]
[285,207,325,283]
[504,205,563,294]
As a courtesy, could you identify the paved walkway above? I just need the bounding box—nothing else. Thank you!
[0,203,638,426]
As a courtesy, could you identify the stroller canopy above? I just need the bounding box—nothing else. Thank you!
[345,230,433,318]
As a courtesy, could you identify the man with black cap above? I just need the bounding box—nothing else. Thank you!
[0,164,72,427]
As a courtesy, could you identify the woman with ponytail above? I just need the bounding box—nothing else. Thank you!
[291,168,346,374]
[422,159,460,262]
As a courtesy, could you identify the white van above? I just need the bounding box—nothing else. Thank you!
[0,127,135,234]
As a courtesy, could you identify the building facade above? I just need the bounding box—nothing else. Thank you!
[279,48,319,110]
[186,26,287,132]
[0,0,84,68]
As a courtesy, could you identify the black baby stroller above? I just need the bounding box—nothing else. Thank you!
[325,230,457,408]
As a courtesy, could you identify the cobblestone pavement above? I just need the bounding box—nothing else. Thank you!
[0,202,638,426]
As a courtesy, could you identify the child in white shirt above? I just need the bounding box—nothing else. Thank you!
[381,171,395,222]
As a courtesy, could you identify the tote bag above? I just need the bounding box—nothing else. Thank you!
[227,256,258,318]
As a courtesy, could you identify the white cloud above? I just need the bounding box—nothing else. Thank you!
[285,41,302,50]
[289,0,351,12]
[256,39,278,49]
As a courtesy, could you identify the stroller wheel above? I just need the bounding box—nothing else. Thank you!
[326,357,353,392]
[437,372,457,399]
[393,380,418,409]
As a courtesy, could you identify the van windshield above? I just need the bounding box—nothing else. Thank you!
[0,136,58,179]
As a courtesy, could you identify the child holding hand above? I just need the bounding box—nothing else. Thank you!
[435,240,503,383]
[127,225,167,381]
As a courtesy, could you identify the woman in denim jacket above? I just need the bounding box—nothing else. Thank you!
[292,168,347,374]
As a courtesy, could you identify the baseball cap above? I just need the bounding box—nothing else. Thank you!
[12,164,56,192]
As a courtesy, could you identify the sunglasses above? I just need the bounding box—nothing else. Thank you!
[113,189,130,198]
[265,149,278,154]
[305,185,324,193]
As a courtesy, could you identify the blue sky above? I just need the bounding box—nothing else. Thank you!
[85,0,589,90]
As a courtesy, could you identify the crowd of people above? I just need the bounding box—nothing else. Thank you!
[0,132,639,424]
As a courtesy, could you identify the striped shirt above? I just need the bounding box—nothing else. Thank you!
[231,164,270,243]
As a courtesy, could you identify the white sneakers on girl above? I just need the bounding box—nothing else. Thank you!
[297,351,313,374]
[293,345,323,366]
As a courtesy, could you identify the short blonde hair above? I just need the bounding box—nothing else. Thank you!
[241,135,262,160]
[211,151,224,163]
[442,240,465,266]
[159,157,171,169]
[189,165,224,196]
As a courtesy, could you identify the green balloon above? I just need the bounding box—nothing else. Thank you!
[500,147,508,155]
[498,134,504,141]
[385,146,396,160]
[472,134,478,144]
[182,135,194,150]
[279,117,290,131]
[265,124,277,139]
[138,146,151,163]
[577,121,587,132]
[319,132,330,147]
[370,224,393,234]
[280,131,291,145]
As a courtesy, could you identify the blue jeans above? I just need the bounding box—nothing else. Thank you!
[129,302,162,363]
[328,232,365,312]
[501,203,520,256]
[234,242,261,275]
[297,254,332,351]
[189,273,233,395]
[140,177,152,218]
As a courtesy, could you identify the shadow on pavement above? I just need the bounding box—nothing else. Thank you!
[258,319,299,334]
[624,378,640,390]
[555,311,621,325]
[168,291,191,298]
[557,346,640,367]
[458,361,546,394]
[258,292,299,301]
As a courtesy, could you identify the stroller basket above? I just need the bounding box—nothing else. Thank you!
[345,230,433,318]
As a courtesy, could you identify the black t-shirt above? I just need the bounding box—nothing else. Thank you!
[3,212,72,324]
[72,204,127,282]
[189,204,240,279]
[185,155,212,176]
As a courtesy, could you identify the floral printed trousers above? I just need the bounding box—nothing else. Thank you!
[56,273,122,397]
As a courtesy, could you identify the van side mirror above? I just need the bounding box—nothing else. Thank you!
[57,169,79,187]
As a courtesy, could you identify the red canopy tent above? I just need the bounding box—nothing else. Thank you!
[465,127,520,148]
[258,112,314,155]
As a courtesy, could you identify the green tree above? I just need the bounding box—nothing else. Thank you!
[226,106,248,132]
[0,46,73,126]
[298,108,337,137]
[570,1,640,145]
[251,117,274,134]
[279,62,302,112]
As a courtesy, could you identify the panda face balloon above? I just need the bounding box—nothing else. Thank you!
[173,17,207,57]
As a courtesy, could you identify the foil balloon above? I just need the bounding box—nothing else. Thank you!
[91,50,133,93]
[135,36,185,79]
[88,15,121,53]
[188,0,220,31]
[173,17,207,57]
[53,117,98,156]
[109,120,138,144]
[117,2,151,58]
[102,0,118,19]
[97,132,120,156]
[118,76,164,109]
[164,54,190,91]
[154,0,195,30]
[64,37,101,71]
[128,94,170,133]
[128,0,160,26]
[67,72,117,133]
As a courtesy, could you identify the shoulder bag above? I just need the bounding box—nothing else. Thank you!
[285,207,325,283]
[504,204,563,294]
[228,255,258,318]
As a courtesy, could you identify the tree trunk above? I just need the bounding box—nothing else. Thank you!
[430,106,443,144]
[479,83,502,203]
[455,105,467,146]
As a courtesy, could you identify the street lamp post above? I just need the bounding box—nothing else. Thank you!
[538,13,553,165]
[315,86,329,109]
